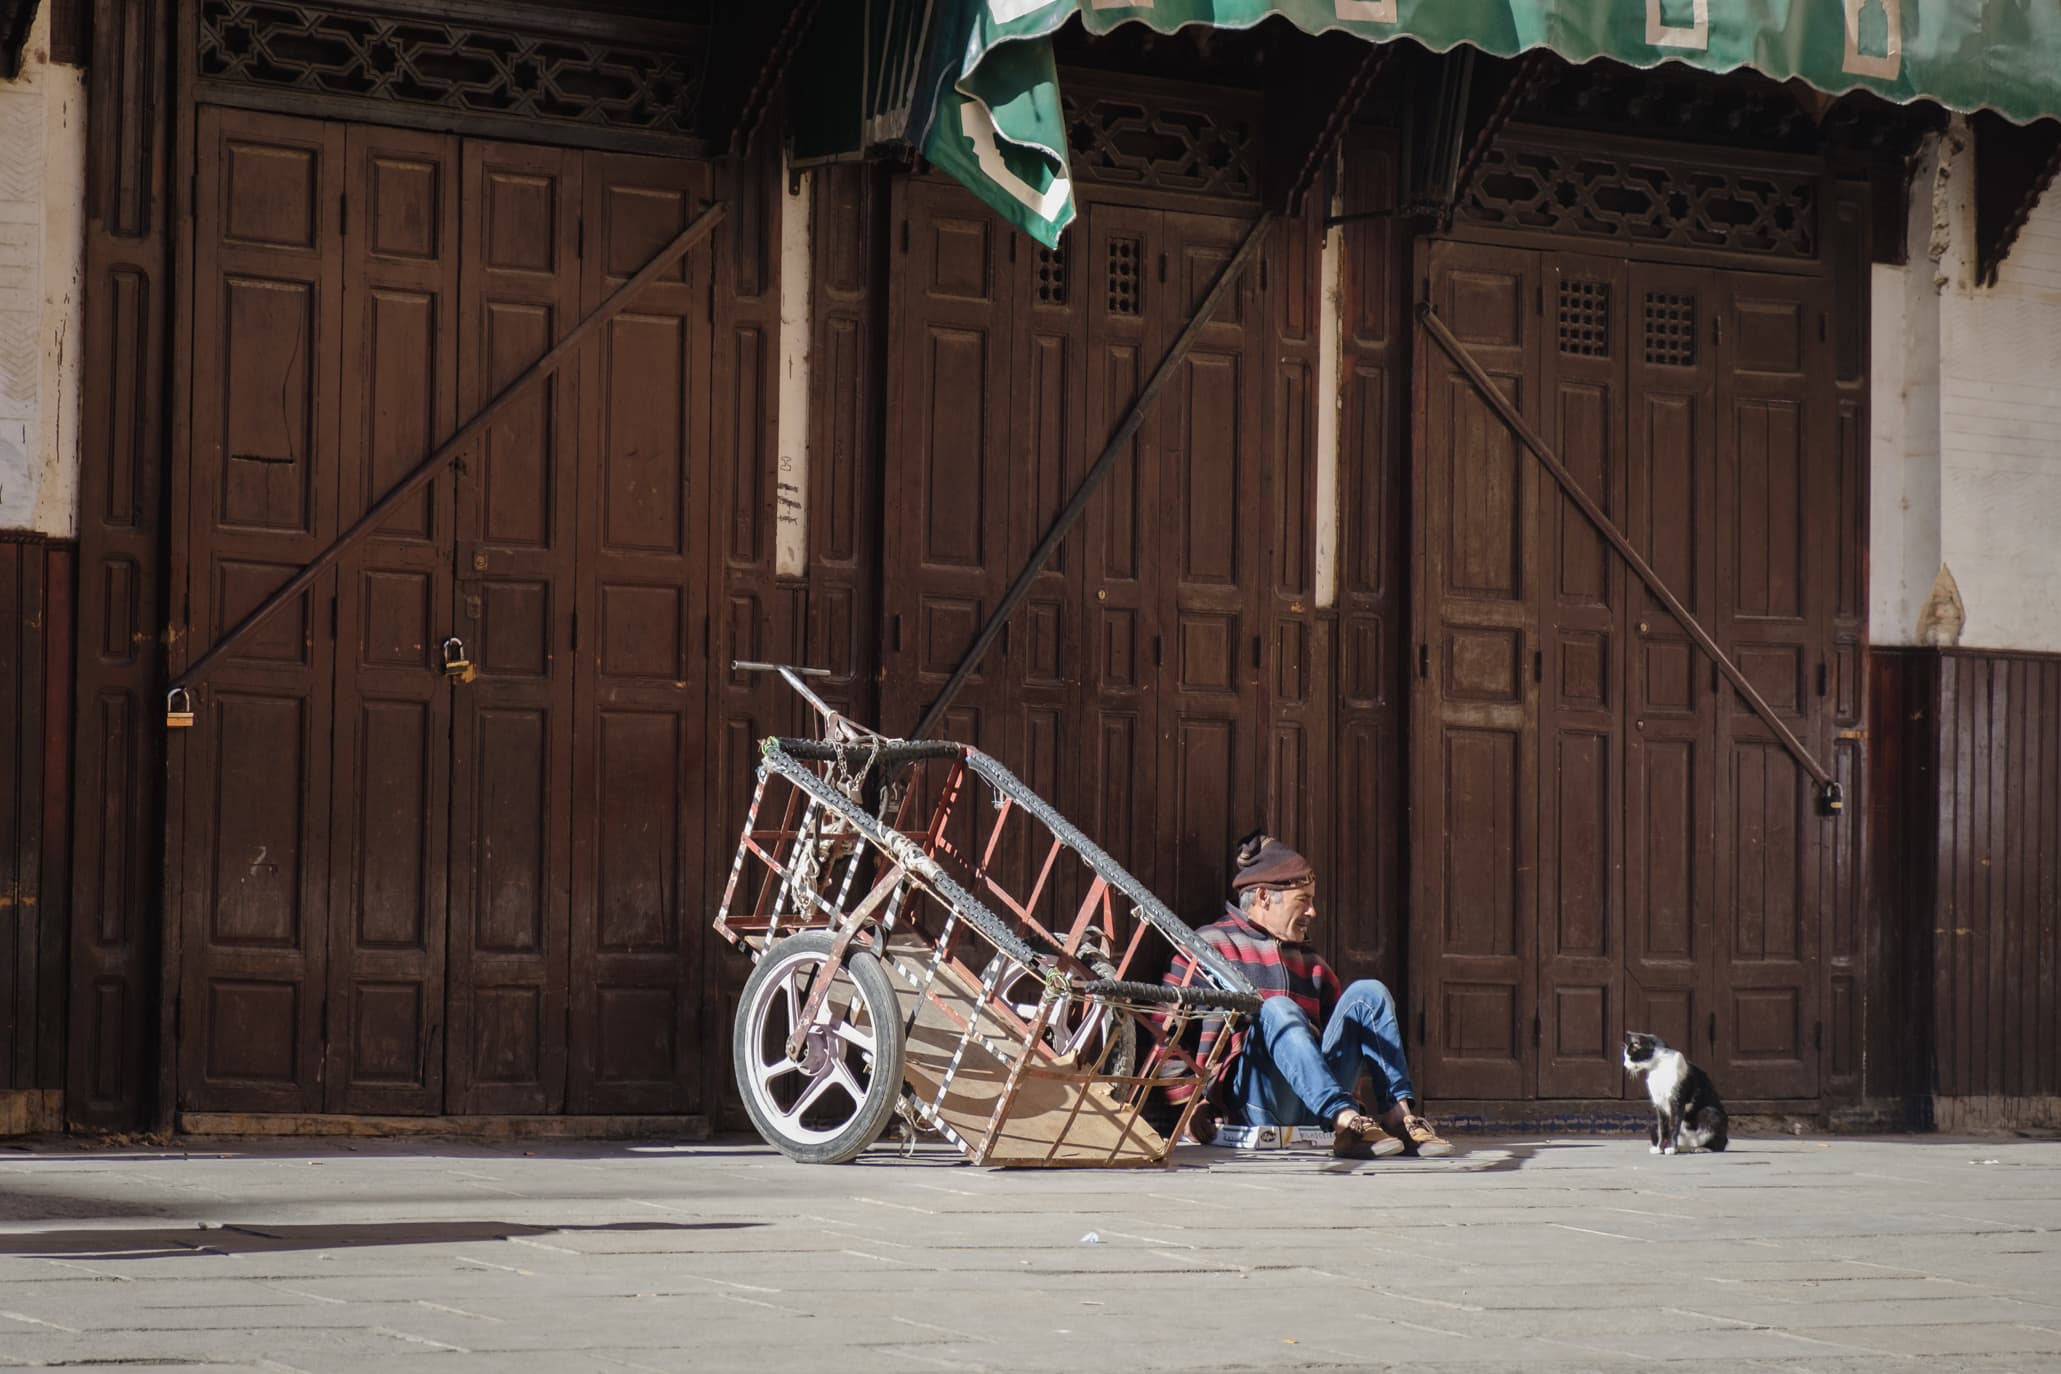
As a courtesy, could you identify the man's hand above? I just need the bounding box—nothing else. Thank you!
[1186,1104,1219,1146]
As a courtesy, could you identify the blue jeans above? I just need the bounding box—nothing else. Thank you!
[1227,981,1417,1128]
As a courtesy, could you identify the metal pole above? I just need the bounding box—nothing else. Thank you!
[911,212,1277,741]
[168,201,728,705]
[1417,301,1844,814]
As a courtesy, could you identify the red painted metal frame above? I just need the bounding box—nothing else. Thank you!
[715,737,1259,1167]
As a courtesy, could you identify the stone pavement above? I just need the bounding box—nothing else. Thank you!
[1,1131,2058,1373]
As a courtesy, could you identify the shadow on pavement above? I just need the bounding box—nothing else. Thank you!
[0,1218,760,1260]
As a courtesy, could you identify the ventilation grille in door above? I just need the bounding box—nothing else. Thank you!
[1036,243,1069,307]
[1557,279,1610,357]
[1643,291,1697,367]
[1107,236,1141,316]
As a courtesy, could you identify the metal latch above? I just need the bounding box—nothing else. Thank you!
[440,637,474,681]
[166,686,196,729]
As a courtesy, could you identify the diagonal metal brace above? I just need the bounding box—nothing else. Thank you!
[1417,301,1845,817]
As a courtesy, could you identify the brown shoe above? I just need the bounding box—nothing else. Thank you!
[1399,1113,1453,1157]
[1332,1113,1406,1160]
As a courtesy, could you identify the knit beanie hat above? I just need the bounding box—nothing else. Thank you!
[1229,831,1314,893]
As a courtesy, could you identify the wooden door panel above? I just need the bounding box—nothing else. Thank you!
[568,152,712,1114]
[1714,272,1827,1100]
[1001,231,1087,913]
[1621,262,1722,1088]
[1536,255,1629,1098]
[447,141,582,1114]
[1412,241,1538,1100]
[881,181,1016,760]
[323,125,459,1114]
[178,108,344,1113]
[1078,200,1162,887]
[1333,131,1407,990]
[1156,210,1264,922]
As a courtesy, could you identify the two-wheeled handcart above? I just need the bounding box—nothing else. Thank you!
[714,663,1261,1166]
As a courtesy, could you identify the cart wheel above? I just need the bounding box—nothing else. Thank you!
[735,932,906,1164]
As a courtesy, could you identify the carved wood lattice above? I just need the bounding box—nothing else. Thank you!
[1061,82,1259,201]
[1461,132,1818,261]
[196,0,708,138]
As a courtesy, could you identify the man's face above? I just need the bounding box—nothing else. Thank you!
[1251,881,1318,945]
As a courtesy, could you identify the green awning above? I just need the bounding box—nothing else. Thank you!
[910,1,2061,247]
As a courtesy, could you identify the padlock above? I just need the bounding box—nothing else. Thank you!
[166,686,196,729]
[440,636,472,678]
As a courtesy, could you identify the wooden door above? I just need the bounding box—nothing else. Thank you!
[1416,238,1835,1103]
[566,154,714,1114]
[1410,239,1542,1100]
[445,141,583,1114]
[322,125,460,1114]
[177,107,345,1113]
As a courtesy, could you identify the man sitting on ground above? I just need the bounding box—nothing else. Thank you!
[1163,833,1452,1160]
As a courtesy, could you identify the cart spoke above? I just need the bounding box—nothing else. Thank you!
[754,1054,803,1094]
[788,1063,852,1120]
[830,1017,875,1055]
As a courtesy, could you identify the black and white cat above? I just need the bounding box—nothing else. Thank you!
[1622,1031,1729,1155]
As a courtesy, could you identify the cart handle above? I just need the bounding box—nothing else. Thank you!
[732,661,876,748]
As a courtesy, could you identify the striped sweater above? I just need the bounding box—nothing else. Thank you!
[1162,904,1342,1103]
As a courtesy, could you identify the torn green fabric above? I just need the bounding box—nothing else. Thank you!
[913,0,2061,247]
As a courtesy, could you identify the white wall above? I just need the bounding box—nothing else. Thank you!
[1872,120,2061,653]
[0,2,86,537]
